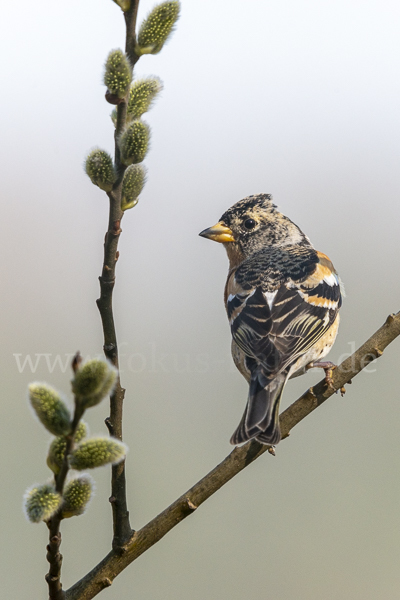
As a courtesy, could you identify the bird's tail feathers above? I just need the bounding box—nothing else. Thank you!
[230,370,287,446]
[255,398,281,445]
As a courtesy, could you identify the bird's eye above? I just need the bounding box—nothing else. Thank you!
[243,218,256,230]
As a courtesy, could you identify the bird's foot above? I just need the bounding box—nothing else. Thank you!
[307,361,337,391]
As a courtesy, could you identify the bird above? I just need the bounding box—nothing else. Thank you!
[199,194,342,447]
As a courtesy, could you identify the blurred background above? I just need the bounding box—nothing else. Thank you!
[1,0,400,598]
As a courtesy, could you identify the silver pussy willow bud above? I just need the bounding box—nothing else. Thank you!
[47,421,88,475]
[112,0,130,11]
[72,359,117,408]
[29,383,71,436]
[104,49,132,98]
[121,164,147,211]
[61,475,94,518]
[136,1,181,55]
[127,77,163,120]
[119,120,150,166]
[24,484,62,523]
[69,437,127,470]
[85,149,116,192]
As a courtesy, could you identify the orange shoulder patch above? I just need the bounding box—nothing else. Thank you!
[316,250,336,272]
[300,251,336,289]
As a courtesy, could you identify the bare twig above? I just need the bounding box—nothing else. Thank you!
[45,527,65,600]
[65,312,400,600]
[96,0,141,551]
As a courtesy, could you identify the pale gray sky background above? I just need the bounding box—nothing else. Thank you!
[1,0,400,598]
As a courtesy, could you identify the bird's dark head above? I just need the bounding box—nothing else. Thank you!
[199,194,311,264]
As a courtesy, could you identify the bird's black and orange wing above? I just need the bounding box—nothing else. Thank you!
[226,250,342,444]
[227,250,341,374]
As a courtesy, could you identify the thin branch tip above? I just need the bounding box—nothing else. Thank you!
[72,351,82,373]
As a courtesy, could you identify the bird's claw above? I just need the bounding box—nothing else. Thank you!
[307,361,337,391]
[324,367,336,391]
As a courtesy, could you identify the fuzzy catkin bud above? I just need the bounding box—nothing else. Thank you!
[127,78,163,120]
[136,1,180,55]
[121,165,147,211]
[29,383,71,436]
[47,421,88,475]
[62,475,94,518]
[112,0,130,11]
[24,484,62,523]
[72,359,117,408]
[104,49,132,98]
[85,149,115,192]
[119,120,150,166]
[69,437,127,470]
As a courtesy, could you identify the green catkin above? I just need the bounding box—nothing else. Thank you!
[127,78,163,120]
[62,475,94,518]
[136,2,181,55]
[104,49,132,98]
[29,383,71,436]
[72,359,117,408]
[24,484,62,523]
[47,421,88,475]
[84,149,116,192]
[121,164,147,210]
[119,120,150,165]
[69,437,127,470]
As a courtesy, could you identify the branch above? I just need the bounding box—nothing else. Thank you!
[46,382,85,600]
[65,312,400,600]
[96,0,141,551]
[125,0,140,65]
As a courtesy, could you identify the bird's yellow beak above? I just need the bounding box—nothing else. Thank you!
[199,221,235,243]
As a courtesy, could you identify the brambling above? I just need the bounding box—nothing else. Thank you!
[199,194,342,446]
